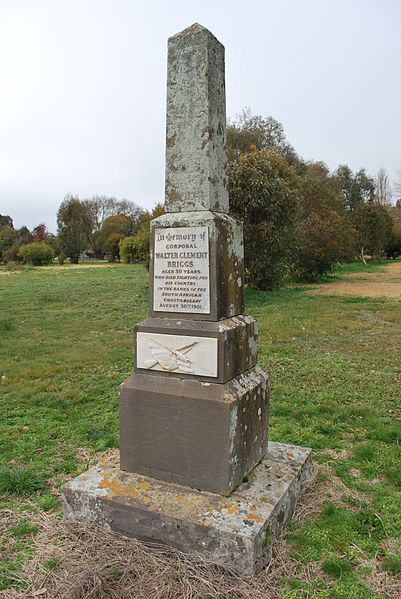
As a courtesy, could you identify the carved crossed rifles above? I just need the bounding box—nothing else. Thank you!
[144,338,198,373]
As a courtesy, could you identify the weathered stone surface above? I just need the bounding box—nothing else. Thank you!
[165,24,228,213]
[119,367,269,495]
[134,315,258,383]
[149,211,244,320]
[61,442,312,576]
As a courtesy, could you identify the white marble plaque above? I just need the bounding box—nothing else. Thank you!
[153,226,210,313]
[136,332,218,377]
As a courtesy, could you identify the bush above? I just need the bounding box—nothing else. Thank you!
[104,232,124,262]
[2,243,22,264]
[228,148,299,290]
[0,226,17,261]
[295,210,356,280]
[18,242,54,265]
[120,230,148,264]
[120,203,165,267]
[385,223,401,259]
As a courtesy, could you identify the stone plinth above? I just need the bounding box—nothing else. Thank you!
[62,442,312,576]
[134,315,258,383]
[149,211,244,321]
[119,367,268,496]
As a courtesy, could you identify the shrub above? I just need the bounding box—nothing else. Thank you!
[385,223,401,259]
[2,243,22,264]
[120,203,165,267]
[18,242,54,265]
[120,230,148,264]
[0,226,17,261]
[295,210,356,281]
[104,232,124,262]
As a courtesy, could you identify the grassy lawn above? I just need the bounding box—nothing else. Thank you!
[0,262,400,597]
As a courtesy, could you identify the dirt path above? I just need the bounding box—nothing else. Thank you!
[306,261,401,299]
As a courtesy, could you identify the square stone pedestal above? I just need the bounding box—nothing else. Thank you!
[120,367,268,496]
[62,442,312,576]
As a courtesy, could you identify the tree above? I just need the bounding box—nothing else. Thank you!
[120,203,165,266]
[104,232,124,262]
[0,226,17,261]
[299,162,343,218]
[0,224,33,262]
[353,203,393,262]
[57,195,92,263]
[15,226,33,246]
[228,148,299,290]
[295,210,356,280]
[99,214,133,261]
[335,165,375,211]
[83,196,143,258]
[385,222,401,259]
[227,108,304,171]
[0,214,13,229]
[393,168,401,205]
[31,223,49,242]
[375,168,392,206]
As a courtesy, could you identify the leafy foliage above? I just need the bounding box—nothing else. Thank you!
[104,231,125,262]
[227,108,303,170]
[83,195,142,258]
[0,226,17,261]
[100,214,133,262]
[353,203,393,261]
[228,148,299,290]
[295,210,356,280]
[57,195,92,263]
[334,165,375,211]
[385,222,401,259]
[120,203,165,267]
[0,214,13,228]
[18,242,54,265]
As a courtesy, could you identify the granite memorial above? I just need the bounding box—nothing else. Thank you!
[62,23,312,575]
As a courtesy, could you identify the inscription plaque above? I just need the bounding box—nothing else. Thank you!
[153,226,210,313]
[136,332,218,377]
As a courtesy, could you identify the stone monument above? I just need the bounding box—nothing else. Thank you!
[62,24,312,576]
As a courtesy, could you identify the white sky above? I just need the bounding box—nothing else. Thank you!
[0,0,400,232]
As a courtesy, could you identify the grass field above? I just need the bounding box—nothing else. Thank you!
[0,262,400,598]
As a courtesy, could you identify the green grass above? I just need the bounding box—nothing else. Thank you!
[332,260,389,277]
[0,261,400,596]
[0,465,47,496]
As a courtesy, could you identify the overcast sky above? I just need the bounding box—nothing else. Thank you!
[1,0,400,232]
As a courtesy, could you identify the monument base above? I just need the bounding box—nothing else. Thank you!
[61,442,312,576]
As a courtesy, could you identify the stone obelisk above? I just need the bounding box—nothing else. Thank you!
[62,25,312,576]
[119,23,269,495]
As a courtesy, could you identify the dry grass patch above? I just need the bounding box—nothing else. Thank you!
[306,261,401,299]
[4,464,400,599]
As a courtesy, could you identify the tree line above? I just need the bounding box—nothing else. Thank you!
[0,196,145,266]
[227,110,401,289]
[1,109,401,287]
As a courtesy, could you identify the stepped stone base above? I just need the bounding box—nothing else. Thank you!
[61,442,312,576]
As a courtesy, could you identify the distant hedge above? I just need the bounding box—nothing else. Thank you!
[18,242,54,265]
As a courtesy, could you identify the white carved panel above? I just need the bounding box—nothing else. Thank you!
[136,332,218,377]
